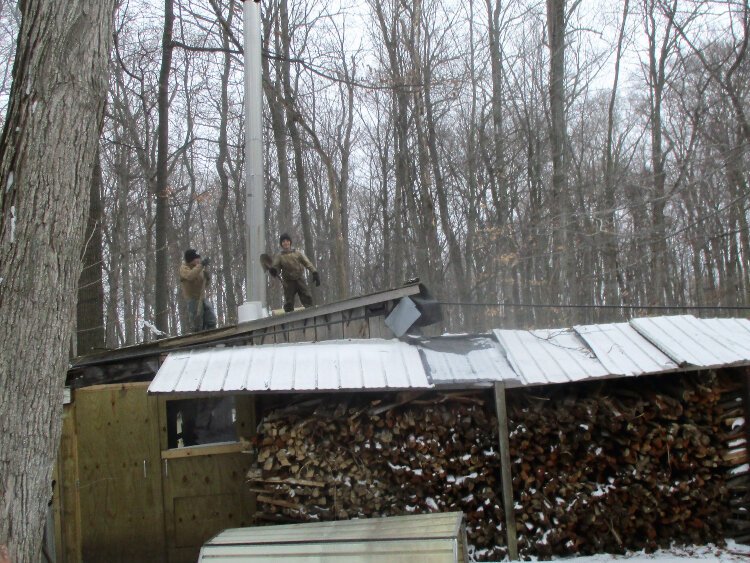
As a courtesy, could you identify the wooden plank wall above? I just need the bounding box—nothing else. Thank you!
[55,292,412,561]
[159,450,254,563]
[53,403,81,563]
[157,395,256,563]
[74,383,166,562]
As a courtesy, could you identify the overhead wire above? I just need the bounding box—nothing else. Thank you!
[439,300,750,311]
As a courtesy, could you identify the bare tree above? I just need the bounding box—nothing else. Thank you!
[77,150,106,354]
[600,0,630,313]
[0,0,116,559]
[215,0,240,323]
[642,0,679,305]
[546,0,576,311]
[14,0,749,354]
[0,1,20,117]
[370,0,410,286]
[154,0,175,333]
[262,0,294,233]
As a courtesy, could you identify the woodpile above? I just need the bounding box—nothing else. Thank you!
[510,373,732,558]
[719,369,750,543]
[248,371,742,560]
[248,392,504,558]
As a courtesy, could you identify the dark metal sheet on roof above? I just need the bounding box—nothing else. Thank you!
[418,335,519,386]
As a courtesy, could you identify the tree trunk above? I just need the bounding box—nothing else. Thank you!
[336,61,355,289]
[372,0,408,286]
[0,0,115,559]
[546,0,574,313]
[408,0,441,293]
[601,0,629,317]
[277,0,295,235]
[280,28,315,291]
[644,0,676,306]
[290,120,315,276]
[77,149,106,355]
[105,142,129,348]
[302,126,348,298]
[154,0,174,334]
[216,0,238,324]
[263,6,292,232]
[291,80,348,297]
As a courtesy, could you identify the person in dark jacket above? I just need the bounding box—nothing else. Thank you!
[179,248,217,333]
[269,233,320,312]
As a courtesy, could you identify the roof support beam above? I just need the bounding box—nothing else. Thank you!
[494,381,519,560]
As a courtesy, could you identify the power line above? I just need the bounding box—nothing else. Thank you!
[439,301,750,311]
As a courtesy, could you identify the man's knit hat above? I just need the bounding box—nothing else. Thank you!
[184,248,200,263]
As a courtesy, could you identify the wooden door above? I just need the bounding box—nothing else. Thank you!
[159,395,255,563]
[75,383,166,562]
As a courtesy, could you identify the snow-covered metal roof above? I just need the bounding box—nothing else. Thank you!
[574,322,679,376]
[493,328,609,386]
[630,315,750,368]
[148,339,432,394]
[149,315,750,395]
[418,335,520,386]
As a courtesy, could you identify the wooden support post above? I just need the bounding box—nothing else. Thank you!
[494,381,519,560]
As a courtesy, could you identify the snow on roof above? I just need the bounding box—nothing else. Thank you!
[630,315,750,367]
[494,327,609,385]
[574,322,678,376]
[418,335,520,386]
[149,338,432,394]
[148,315,750,395]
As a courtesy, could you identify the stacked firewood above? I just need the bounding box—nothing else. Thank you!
[719,369,750,543]
[510,373,731,557]
[248,371,738,560]
[248,392,504,558]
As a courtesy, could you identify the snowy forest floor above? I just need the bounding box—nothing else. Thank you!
[479,540,750,562]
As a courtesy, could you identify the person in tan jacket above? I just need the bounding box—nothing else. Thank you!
[179,248,217,333]
[269,233,320,312]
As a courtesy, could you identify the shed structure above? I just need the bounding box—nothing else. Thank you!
[55,286,750,562]
[55,282,440,563]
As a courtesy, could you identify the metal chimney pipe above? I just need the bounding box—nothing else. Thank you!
[239,0,267,322]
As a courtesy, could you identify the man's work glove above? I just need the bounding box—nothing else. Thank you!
[201,257,211,267]
[268,267,278,277]
[312,272,321,286]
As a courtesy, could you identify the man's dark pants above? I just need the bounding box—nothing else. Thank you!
[187,298,217,332]
[282,278,313,312]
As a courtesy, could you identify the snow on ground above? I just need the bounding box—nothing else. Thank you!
[481,541,750,562]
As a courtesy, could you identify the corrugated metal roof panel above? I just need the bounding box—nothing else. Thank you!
[205,512,464,545]
[700,317,750,356]
[199,539,462,561]
[149,339,432,394]
[419,336,520,387]
[199,512,467,562]
[630,315,750,367]
[174,352,208,392]
[493,328,609,386]
[152,316,750,397]
[574,322,679,376]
